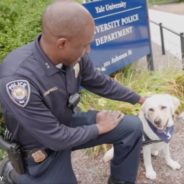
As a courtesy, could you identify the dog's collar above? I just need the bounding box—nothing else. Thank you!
[146,118,174,143]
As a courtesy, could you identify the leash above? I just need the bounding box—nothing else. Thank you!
[142,131,163,146]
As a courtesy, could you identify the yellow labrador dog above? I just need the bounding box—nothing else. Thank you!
[103,94,181,180]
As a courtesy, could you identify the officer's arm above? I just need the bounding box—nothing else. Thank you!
[80,54,140,104]
[0,78,98,151]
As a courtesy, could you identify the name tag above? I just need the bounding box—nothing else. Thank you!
[44,87,59,96]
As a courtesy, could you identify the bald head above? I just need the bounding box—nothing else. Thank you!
[42,0,94,40]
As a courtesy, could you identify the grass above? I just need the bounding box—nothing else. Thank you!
[80,66,184,115]
[149,0,180,5]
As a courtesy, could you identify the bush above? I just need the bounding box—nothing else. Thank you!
[0,0,84,61]
[0,0,52,61]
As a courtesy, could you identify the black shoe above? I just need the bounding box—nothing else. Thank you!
[108,176,135,184]
[0,157,17,184]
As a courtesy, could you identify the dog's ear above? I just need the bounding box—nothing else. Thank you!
[141,99,148,114]
[169,95,180,113]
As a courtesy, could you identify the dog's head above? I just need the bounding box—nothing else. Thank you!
[141,94,180,130]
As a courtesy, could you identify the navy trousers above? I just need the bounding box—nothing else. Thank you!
[18,111,143,184]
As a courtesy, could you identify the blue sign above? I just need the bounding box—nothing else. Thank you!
[83,0,151,74]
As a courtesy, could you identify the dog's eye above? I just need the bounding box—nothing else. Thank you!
[148,108,154,112]
[161,106,167,110]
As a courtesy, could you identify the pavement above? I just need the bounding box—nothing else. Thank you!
[148,5,184,61]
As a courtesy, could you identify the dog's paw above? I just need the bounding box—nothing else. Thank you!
[145,170,156,180]
[103,147,114,162]
[167,160,181,170]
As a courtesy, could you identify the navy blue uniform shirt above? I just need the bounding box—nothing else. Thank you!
[0,35,140,151]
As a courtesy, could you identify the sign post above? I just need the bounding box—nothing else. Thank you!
[83,0,154,74]
[145,0,154,70]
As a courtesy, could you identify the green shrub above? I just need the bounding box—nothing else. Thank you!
[0,0,84,61]
[0,0,52,61]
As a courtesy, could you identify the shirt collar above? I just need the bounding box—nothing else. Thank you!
[56,63,63,69]
[33,35,61,76]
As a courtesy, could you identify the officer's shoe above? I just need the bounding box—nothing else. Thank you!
[0,157,16,184]
[108,176,135,184]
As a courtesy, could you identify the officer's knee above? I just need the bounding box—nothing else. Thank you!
[131,116,143,137]
[119,115,143,138]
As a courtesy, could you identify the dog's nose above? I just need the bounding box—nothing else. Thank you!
[154,119,161,126]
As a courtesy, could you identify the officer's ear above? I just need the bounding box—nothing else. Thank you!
[56,37,68,49]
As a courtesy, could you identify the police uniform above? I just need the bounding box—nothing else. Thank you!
[0,35,143,184]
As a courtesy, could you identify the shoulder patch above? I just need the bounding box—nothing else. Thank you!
[6,80,30,107]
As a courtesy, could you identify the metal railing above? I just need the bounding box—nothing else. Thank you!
[150,20,184,69]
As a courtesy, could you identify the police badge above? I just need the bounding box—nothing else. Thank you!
[6,80,30,107]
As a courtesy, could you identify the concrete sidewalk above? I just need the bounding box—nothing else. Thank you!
[148,9,184,60]
[151,3,184,15]
[149,9,184,33]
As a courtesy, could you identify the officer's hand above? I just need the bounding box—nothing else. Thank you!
[138,96,147,105]
[96,110,124,135]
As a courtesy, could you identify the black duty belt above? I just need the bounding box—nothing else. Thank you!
[23,149,53,163]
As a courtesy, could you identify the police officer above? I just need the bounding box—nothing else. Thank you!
[0,1,145,184]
